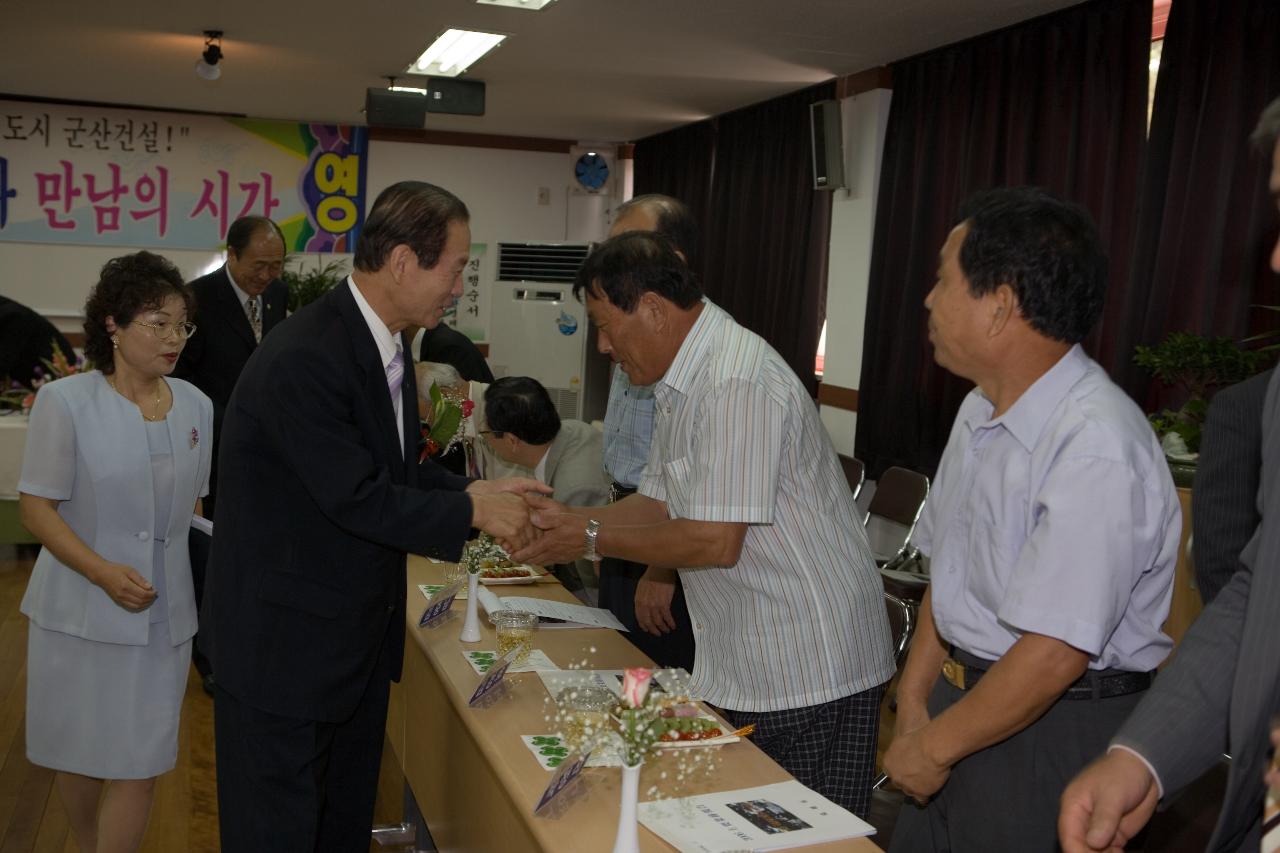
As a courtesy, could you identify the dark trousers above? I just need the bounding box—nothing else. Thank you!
[723,683,887,820]
[213,670,391,853]
[188,526,212,678]
[597,554,696,672]
[888,673,1146,852]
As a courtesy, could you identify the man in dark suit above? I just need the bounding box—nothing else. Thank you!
[0,295,75,389]
[419,322,494,383]
[174,216,289,692]
[174,215,289,518]
[202,181,543,852]
[1193,368,1271,603]
[1059,96,1280,853]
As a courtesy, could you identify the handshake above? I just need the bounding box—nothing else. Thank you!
[466,477,592,565]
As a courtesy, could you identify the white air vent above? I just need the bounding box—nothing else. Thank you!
[498,242,590,283]
[546,386,581,422]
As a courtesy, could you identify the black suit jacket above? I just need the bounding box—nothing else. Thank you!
[1192,369,1271,602]
[418,323,494,383]
[174,267,288,501]
[0,295,75,388]
[201,282,474,722]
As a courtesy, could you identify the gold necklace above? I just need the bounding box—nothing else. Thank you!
[107,374,165,421]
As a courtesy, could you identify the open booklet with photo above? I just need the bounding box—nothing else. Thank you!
[638,780,875,852]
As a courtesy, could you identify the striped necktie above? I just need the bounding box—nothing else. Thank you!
[245,297,262,343]
[386,346,404,401]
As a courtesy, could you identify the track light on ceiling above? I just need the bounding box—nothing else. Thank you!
[195,30,224,81]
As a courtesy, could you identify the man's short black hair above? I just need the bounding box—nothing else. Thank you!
[957,187,1107,344]
[226,216,284,256]
[572,231,703,312]
[354,181,469,273]
[614,194,698,262]
[483,376,561,445]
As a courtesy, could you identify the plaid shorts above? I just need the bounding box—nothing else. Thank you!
[723,682,887,819]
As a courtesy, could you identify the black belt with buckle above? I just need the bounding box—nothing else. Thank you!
[941,648,1153,700]
[609,481,638,503]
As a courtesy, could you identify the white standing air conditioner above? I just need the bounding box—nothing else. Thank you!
[487,243,611,423]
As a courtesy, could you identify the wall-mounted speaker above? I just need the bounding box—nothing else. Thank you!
[810,99,846,191]
[425,78,486,116]
[365,88,427,129]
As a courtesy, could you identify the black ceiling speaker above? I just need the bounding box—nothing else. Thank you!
[365,88,428,129]
[424,78,486,116]
[810,99,846,191]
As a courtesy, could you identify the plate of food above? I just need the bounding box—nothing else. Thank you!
[477,560,542,585]
[465,534,542,584]
[651,706,742,749]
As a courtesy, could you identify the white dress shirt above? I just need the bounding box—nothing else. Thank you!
[347,278,403,456]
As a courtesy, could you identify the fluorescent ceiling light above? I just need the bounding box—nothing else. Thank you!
[476,0,557,9]
[407,29,506,78]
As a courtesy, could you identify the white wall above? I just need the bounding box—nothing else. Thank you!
[819,88,892,456]
[366,140,572,246]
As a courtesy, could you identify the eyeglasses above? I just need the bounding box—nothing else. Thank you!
[478,429,505,438]
[133,320,198,341]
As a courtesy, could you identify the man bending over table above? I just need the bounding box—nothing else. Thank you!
[514,231,894,818]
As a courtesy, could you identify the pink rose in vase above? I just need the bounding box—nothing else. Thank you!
[620,667,652,709]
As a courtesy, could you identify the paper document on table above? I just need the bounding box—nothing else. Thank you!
[478,590,628,631]
[190,515,213,536]
[638,781,875,852]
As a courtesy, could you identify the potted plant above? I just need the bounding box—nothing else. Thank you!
[1133,332,1268,483]
[281,257,348,313]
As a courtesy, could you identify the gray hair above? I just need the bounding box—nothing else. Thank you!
[1251,96,1280,151]
[416,361,464,398]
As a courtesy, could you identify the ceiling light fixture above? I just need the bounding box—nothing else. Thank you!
[195,30,224,80]
[476,0,557,9]
[407,29,505,78]
[385,76,429,96]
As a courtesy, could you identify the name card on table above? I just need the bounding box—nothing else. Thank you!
[418,578,465,628]
[468,647,519,707]
[534,749,591,815]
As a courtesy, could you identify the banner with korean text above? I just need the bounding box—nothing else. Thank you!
[0,100,368,252]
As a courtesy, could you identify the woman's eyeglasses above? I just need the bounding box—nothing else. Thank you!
[133,320,198,341]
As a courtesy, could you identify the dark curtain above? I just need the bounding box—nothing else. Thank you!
[631,119,717,275]
[634,82,836,396]
[1112,0,1280,410]
[854,0,1151,478]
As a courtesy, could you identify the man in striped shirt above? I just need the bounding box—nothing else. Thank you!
[515,231,895,817]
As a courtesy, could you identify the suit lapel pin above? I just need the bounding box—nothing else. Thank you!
[190,427,199,449]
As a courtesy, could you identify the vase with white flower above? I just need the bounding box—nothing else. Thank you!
[457,533,498,642]
[611,667,664,853]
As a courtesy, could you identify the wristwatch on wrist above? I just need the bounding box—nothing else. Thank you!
[583,518,601,562]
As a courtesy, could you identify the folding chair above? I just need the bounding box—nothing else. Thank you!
[837,454,866,502]
[863,466,930,567]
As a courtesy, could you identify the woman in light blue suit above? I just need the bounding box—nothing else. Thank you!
[18,252,212,853]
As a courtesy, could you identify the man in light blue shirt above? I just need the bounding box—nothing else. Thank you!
[884,187,1180,852]
[597,195,696,671]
